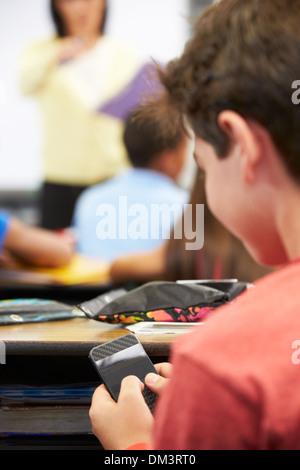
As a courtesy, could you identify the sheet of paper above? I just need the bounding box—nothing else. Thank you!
[125,321,204,335]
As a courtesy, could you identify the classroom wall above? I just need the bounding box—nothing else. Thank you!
[0,0,192,191]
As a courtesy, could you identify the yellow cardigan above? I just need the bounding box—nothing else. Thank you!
[19,36,143,186]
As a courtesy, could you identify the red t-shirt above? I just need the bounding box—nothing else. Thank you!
[151,260,300,450]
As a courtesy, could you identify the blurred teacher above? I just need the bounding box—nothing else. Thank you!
[20,0,147,229]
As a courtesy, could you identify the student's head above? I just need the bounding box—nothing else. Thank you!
[164,168,272,283]
[123,110,188,182]
[51,0,107,38]
[156,0,300,267]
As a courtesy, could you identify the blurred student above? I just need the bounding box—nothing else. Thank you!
[72,110,189,262]
[0,210,73,268]
[89,0,300,450]
[110,168,271,285]
[19,0,153,230]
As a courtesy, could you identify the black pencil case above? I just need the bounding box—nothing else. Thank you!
[77,280,249,324]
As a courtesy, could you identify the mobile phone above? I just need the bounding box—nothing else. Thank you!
[88,334,158,412]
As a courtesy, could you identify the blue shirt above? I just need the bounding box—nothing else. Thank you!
[73,169,189,261]
[0,210,11,253]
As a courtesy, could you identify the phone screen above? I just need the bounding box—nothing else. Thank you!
[92,341,157,401]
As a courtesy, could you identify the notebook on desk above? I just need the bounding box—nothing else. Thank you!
[0,254,110,287]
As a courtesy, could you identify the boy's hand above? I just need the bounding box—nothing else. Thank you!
[89,375,154,450]
[89,362,173,449]
[145,362,173,395]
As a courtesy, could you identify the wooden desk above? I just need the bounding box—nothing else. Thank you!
[0,317,172,357]
[0,317,174,449]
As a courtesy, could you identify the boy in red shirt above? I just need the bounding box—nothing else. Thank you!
[89,0,300,450]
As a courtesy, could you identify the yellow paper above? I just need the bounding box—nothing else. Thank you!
[0,254,110,286]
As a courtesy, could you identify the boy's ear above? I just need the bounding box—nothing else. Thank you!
[218,110,262,184]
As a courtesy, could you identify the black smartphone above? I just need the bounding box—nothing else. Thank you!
[89,334,158,412]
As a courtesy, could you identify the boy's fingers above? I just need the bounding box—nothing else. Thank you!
[119,375,144,400]
[145,372,168,395]
[154,362,173,378]
[91,384,115,408]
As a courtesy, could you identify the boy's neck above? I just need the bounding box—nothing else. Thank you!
[276,184,300,262]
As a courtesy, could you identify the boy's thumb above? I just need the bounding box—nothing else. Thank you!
[145,372,166,395]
